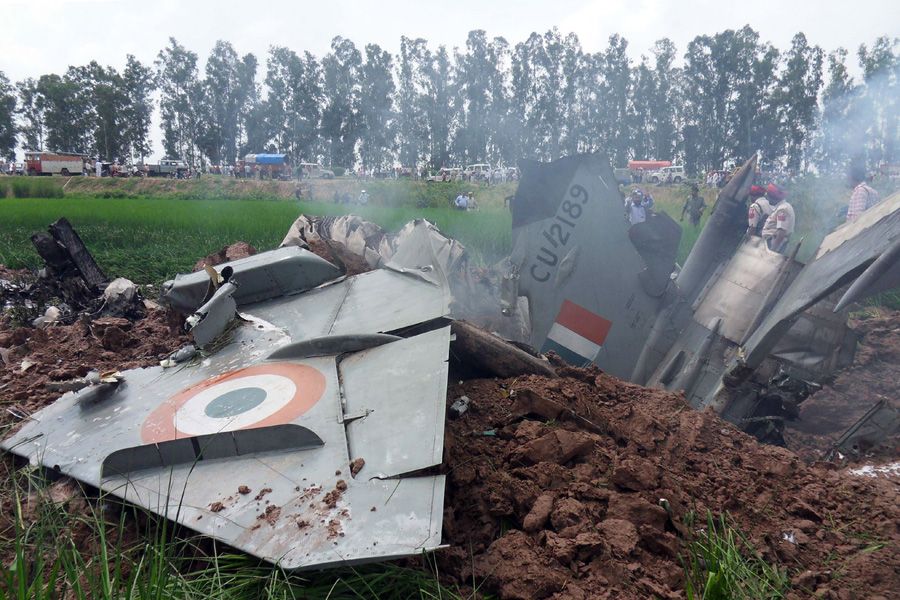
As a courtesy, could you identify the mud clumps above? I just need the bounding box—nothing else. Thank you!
[349,457,365,477]
[192,241,257,272]
[438,371,900,599]
[322,481,346,509]
[0,307,187,433]
[257,505,281,526]
[208,502,225,513]
[237,485,251,495]
[253,487,272,501]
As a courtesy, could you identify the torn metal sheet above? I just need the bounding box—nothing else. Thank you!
[246,267,451,340]
[738,192,900,371]
[187,281,237,347]
[2,321,450,570]
[3,246,454,570]
[162,246,343,313]
[509,153,677,378]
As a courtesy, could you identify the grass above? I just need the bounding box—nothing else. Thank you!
[0,196,511,283]
[3,177,65,199]
[0,464,469,600]
[681,512,790,600]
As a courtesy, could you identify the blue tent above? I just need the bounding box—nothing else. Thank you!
[254,154,288,165]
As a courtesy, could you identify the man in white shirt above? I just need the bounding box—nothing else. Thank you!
[760,183,795,254]
[746,185,772,236]
[454,193,468,210]
[624,190,648,225]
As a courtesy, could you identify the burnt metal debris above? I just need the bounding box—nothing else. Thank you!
[508,153,900,447]
[3,152,899,572]
[3,241,455,569]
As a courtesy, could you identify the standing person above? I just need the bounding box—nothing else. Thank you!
[846,165,880,222]
[357,189,369,205]
[681,184,707,226]
[624,190,649,225]
[746,185,772,236]
[760,183,795,254]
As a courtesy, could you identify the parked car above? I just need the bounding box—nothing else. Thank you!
[299,162,335,179]
[427,167,462,182]
[464,163,492,180]
[648,165,686,184]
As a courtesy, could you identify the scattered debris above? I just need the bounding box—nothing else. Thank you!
[448,396,471,419]
[349,457,365,477]
[209,502,225,513]
[238,485,251,495]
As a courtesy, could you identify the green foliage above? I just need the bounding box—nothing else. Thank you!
[682,512,790,600]
[0,178,8,198]
[332,166,346,176]
[9,177,64,199]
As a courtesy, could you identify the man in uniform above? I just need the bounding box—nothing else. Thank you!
[760,183,794,254]
[681,184,706,226]
[846,165,880,222]
[746,184,772,236]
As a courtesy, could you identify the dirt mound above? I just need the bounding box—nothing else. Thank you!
[438,364,899,599]
[0,308,187,433]
[192,241,258,271]
[785,309,900,462]
[304,238,372,276]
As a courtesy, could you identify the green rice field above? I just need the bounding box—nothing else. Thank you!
[0,196,512,283]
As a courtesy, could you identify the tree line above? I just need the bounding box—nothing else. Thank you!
[0,27,896,176]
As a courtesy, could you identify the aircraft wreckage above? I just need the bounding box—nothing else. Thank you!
[4,152,900,570]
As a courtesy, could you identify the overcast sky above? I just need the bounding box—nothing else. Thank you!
[2,0,898,159]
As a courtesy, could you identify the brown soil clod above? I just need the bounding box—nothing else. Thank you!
[349,457,365,477]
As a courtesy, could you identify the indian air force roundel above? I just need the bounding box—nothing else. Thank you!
[141,363,326,443]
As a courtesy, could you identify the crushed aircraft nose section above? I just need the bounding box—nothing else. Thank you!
[2,246,452,570]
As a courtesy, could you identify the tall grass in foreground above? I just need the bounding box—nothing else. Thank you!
[0,466,466,600]
[681,512,789,600]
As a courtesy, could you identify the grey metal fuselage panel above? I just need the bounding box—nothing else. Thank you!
[741,198,900,370]
[2,265,453,570]
[247,268,450,339]
[511,154,669,378]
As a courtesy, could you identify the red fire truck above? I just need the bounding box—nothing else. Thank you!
[627,160,672,170]
[24,151,86,176]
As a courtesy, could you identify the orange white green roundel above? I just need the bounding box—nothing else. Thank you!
[141,363,326,443]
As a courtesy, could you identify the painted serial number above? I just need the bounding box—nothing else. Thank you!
[529,184,589,283]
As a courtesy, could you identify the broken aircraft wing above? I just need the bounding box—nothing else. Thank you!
[738,192,900,372]
[508,154,680,378]
[2,247,453,570]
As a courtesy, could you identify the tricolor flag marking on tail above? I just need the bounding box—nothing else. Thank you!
[542,300,612,365]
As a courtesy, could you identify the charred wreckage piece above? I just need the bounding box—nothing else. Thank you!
[4,153,899,571]
[506,153,900,453]
[2,218,553,571]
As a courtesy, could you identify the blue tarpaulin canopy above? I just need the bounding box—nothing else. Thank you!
[254,154,288,165]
